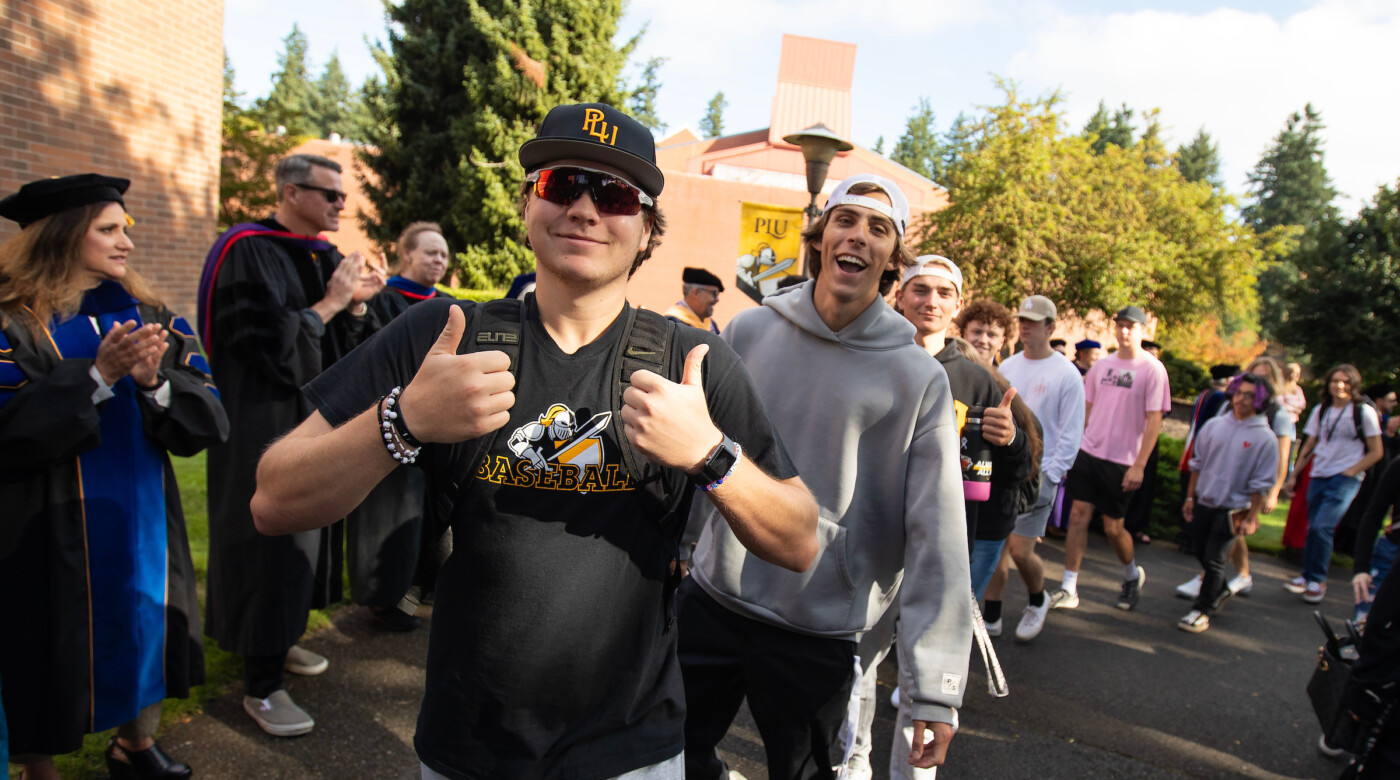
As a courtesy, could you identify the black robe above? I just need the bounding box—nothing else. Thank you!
[202,218,379,656]
[0,284,227,756]
[345,278,448,607]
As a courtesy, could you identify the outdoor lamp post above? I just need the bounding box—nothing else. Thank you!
[783,123,852,274]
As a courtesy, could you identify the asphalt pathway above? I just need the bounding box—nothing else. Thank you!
[160,536,1355,779]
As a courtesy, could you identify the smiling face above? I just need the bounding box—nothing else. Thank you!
[77,201,134,288]
[524,158,652,290]
[812,197,899,311]
[685,284,721,319]
[963,318,1006,364]
[1232,379,1259,419]
[401,230,449,287]
[1328,370,1353,404]
[898,272,962,339]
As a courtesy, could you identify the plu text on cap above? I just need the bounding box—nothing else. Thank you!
[518,103,664,198]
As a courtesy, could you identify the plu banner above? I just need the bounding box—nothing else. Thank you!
[736,202,803,304]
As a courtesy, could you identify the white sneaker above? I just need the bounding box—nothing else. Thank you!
[1049,588,1079,610]
[1015,600,1050,641]
[1228,573,1254,595]
[1176,574,1203,599]
[985,617,1003,637]
[889,686,901,708]
[284,645,329,676]
[243,690,315,737]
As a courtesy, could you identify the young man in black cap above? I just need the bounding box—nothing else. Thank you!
[664,266,724,333]
[1051,305,1171,612]
[198,153,386,737]
[251,103,817,780]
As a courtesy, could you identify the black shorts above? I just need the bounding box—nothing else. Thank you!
[1065,451,1136,519]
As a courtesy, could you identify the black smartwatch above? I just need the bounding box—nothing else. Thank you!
[691,433,739,488]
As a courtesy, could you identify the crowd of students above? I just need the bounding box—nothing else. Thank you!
[3,99,1398,780]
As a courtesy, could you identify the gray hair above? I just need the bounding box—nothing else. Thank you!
[275,154,343,200]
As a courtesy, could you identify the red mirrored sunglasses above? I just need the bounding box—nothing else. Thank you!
[526,166,654,216]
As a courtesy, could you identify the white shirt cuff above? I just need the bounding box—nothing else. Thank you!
[89,365,115,405]
[143,377,172,408]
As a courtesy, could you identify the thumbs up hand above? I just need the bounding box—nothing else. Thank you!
[981,386,1018,447]
[622,344,721,472]
[398,305,516,444]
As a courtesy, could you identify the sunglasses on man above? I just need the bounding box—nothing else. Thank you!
[294,182,348,204]
[525,166,654,216]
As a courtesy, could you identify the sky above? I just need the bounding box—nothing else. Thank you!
[225,0,1400,213]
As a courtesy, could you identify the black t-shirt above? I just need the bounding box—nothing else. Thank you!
[305,297,796,780]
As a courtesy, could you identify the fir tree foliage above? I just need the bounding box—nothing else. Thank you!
[918,79,1263,331]
[891,98,941,181]
[1082,100,1136,155]
[700,91,727,138]
[221,52,296,230]
[1176,128,1223,188]
[629,57,666,134]
[358,0,637,288]
[872,135,885,156]
[1243,103,1339,231]
[308,52,352,138]
[1270,180,1400,382]
[255,24,316,136]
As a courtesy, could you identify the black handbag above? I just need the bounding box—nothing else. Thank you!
[1307,611,1358,736]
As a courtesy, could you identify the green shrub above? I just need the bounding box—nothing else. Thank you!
[435,285,502,302]
[1160,349,1209,398]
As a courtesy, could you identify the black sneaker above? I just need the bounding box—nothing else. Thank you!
[1117,566,1145,611]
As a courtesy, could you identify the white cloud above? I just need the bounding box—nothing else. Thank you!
[1005,0,1400,210]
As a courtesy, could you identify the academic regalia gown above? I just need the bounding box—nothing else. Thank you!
[345,277,447,607]
[200,218,380,656]
[0,282,227,756]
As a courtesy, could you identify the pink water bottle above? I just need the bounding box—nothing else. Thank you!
[961,406,993,501]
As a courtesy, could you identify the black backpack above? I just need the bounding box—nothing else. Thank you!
[412,297,694,628]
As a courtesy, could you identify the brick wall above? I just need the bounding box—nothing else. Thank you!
[0,0,224,317]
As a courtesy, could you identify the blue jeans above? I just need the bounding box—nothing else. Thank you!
[1302,474,1364,584]
[970,538,1007,601]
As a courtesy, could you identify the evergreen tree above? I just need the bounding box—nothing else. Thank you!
[255,24,316,136]
[1176,128,1223,187]
[891,98,942,181]
[1083,100,1134,154]
[358,0,636,288]
[221,52,295,229]
[872,135,885,156]
[629,57,666,134]
[1242,103,1339,231]
[700,91,726,138]
[308,52,353,138]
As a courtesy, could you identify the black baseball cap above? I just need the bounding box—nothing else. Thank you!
[519,103,664,198]
[0,173,129,228]
[1114,305,1147,325]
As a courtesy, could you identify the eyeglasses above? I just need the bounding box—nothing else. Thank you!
[294,182,348,204]
[525,166,653,216]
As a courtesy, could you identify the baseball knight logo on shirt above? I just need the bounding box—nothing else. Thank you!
[1100,367,1136,389]
[483,402,633,493]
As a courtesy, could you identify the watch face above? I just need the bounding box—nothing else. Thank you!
[697,435,738,485]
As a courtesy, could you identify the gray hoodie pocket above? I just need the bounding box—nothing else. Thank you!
[804,514,857,603]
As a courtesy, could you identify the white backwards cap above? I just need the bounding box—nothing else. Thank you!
[823,173,910,238]
[903,254,963,295]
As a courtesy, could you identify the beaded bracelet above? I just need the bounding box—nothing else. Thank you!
[700,442,741,492]
[384,386,422,447]
[378,387,420,465]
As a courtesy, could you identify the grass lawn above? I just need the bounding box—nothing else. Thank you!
[10,452,335,779]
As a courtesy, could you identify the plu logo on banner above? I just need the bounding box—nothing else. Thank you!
[736,202,802,304]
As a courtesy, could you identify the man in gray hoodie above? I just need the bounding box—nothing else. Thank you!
[680,173,973,779]
[1179,372,1280,633]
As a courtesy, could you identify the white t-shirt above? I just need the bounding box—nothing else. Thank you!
[1000,350,1085,485]
[1303,402,1382,479]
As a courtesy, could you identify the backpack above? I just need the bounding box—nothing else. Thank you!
[413,297,694,629]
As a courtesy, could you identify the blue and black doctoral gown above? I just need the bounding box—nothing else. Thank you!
[344,276,451,607]
[0,282,228,756]
[199,218,381,656]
